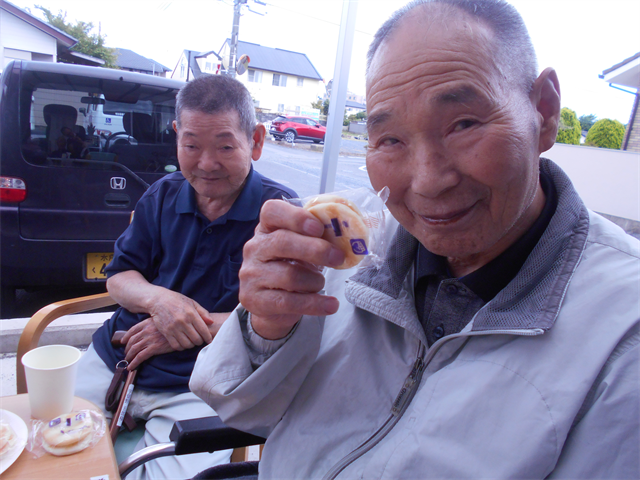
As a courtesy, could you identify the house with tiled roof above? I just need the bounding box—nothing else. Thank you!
[0,0,103,72]
[345,99,366,115]
[220,40,325,115]
[326,79,366,117]
[115,48,170,77]
[171,40,325,116]
[601,52,640,152]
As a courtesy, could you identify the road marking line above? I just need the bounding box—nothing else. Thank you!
[261,159,320,178]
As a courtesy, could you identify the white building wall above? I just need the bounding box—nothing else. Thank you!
[171,52,189,80]
[0,9,56,69]
[241,70,323,114]
[546,143,640,221]
[171,52,220,80]
[196,54,220,74]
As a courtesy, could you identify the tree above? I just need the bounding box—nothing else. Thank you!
[310,98,330,116]
[35,6,117,68]
[579,114,597,132]
[347,111,367,123]
[585,119,626,149]
[555,107,581,145]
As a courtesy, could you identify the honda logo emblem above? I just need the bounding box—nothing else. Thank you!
[110,177,126,190]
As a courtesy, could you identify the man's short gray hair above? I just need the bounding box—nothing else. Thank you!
[175,74,257,140]
[366,0,538,94]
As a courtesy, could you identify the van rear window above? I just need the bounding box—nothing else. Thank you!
[20,71,180,175]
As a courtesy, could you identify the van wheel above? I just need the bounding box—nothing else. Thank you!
[1,286,16,318]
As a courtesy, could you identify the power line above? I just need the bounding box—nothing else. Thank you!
[261,1,376,36]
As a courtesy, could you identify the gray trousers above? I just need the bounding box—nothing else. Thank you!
[75,344,231,480]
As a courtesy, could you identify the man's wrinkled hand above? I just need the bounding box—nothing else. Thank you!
[121,318,172,370]
[148,291,214,350]
[239,200,344,340]
[121,312,231,370]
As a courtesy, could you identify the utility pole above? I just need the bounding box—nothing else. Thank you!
[227,0,246,78]
[225,0,265,77]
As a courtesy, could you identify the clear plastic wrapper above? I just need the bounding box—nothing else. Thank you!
[286,186,389,269]
[27,410,105,458]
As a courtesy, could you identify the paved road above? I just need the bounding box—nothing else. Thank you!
[3,140,374,320]
[269,135,368,157]
[257,140,371,198]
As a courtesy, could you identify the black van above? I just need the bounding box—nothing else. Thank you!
[0,61,184,315]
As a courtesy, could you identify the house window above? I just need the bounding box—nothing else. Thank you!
[180,62,185,78]
[248,69,262,83]
[272,74,287,87]
[205,62,212,71]
[295,106,301,114]
[278,104,284,112]
[297,77,304,87]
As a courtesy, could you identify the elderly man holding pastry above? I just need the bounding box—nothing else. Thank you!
[191,0,640,478]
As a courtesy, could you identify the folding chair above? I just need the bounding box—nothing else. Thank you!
[16,292,116,394]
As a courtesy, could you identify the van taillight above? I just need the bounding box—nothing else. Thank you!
[0,177,27,203]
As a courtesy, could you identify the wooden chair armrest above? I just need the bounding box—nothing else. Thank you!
[16,292,116,394]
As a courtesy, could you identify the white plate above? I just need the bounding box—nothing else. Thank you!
[0,409,28,475]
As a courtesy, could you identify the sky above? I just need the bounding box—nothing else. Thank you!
[10,0,640,124]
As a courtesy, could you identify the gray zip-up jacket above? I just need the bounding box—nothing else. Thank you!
[191,159,640,479]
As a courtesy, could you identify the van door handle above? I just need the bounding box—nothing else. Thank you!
[104,193,131,208]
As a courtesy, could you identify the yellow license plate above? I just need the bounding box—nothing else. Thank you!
[85,253,114,280]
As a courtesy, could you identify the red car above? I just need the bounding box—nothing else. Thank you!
[270,115,326,143]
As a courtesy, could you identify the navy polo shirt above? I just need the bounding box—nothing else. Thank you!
[92,167,296,393]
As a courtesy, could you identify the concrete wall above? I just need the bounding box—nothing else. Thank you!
[546,143,640,221]
[349,122,367,134]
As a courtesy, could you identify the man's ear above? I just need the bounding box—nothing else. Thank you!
[251,124,266,161]
[531,67,561,154]
[172,120,178,134]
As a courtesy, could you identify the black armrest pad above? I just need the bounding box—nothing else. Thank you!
[169,416,266,456]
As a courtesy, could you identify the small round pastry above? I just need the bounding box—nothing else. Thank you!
[0,420,16,456]
[304,194,370,269]
[42,411,94,456]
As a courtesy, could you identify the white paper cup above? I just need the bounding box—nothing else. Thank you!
[21,345,82,420]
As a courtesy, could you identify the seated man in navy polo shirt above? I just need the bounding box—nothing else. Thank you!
[74,74,296,480]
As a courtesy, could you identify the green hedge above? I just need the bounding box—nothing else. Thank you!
[585,119,626,149]
[556,108,581,145]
